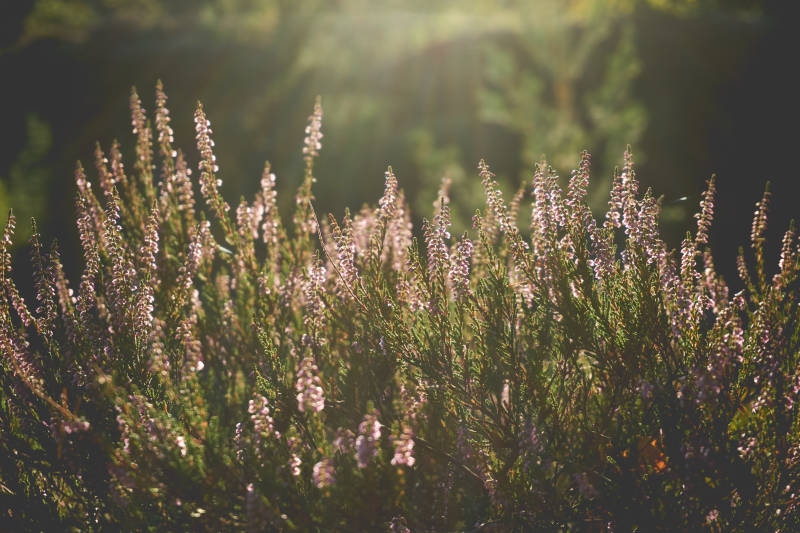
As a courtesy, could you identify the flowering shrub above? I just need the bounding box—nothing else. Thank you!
[2,82,799,531]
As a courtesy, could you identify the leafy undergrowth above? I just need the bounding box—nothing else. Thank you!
[1,82,799,531]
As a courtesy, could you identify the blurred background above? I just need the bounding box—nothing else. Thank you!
[1,0,797,286]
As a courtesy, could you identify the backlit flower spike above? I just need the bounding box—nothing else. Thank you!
[133,209,159,342]
[751,184,771,250]
[423,209,450,281]
[248,394,275,445]
[749,183,773,290]
[302,96,324,164]
[0,213,44,393]
[1,211,15,281]
[154,80,176,173]
[329,211,359,291]
[130,87,155,202]
[75,160,106,245]
[449,234,473,300]
[108,138,147,231]
[52,254,81,349]
[378,166,399,223]
[258,163,281,250]
[355,410,382,469]
[0,213,35,330]
[479,159,531,282]
[30,220,57,339]
[386,188,413,273]
[390,424,415,467]
[234,198,259,276]
[94,143,115,200]
[479,160,513,235]
[75,180,100,320]
[694,175,716,246]
[173,150,196,220]
[295,356,325,413]
[531,161,552,250]
[605,167,624,230]
[194,102,232,235]
[433,176,451,222]
[566,150,591,210]
[302,259,328,343]
[295,98,323,241]
[773,223,798,290]
[312,458,335,488]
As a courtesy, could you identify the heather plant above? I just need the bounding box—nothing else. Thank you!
[1,82,799,532]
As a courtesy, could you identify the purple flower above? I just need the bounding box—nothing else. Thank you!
[390,425,415,467]
[248,395,275,444]
[312,458,335,488]
[176,435,187,457]
[449,235,473,299]
[296,357,325,413]
[302,98,323,160]
[355,410,382,468]
[289,453,302,477]
[378,167,399,222]
[694,176,716,245]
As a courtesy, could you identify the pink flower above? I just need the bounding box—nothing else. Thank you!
[176,435,187,457]
[390,425,415,467]
[289,454,302,477]
[312,459,335,488]
[355,410,382,468]
[296,357,325,413]
[449,235,473,299]
[302,99,323,160]
[248,395,275,444]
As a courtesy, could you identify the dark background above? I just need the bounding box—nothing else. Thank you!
[1,0,798,289]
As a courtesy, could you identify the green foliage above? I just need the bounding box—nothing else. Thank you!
[1,85,799,531]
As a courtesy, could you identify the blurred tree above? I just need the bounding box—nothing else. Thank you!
[0,0,783,263]
[478,0,646,212]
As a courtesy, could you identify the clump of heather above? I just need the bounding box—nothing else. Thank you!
[2,83,800,532]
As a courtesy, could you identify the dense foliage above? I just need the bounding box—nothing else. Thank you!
[1,83,799,531]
